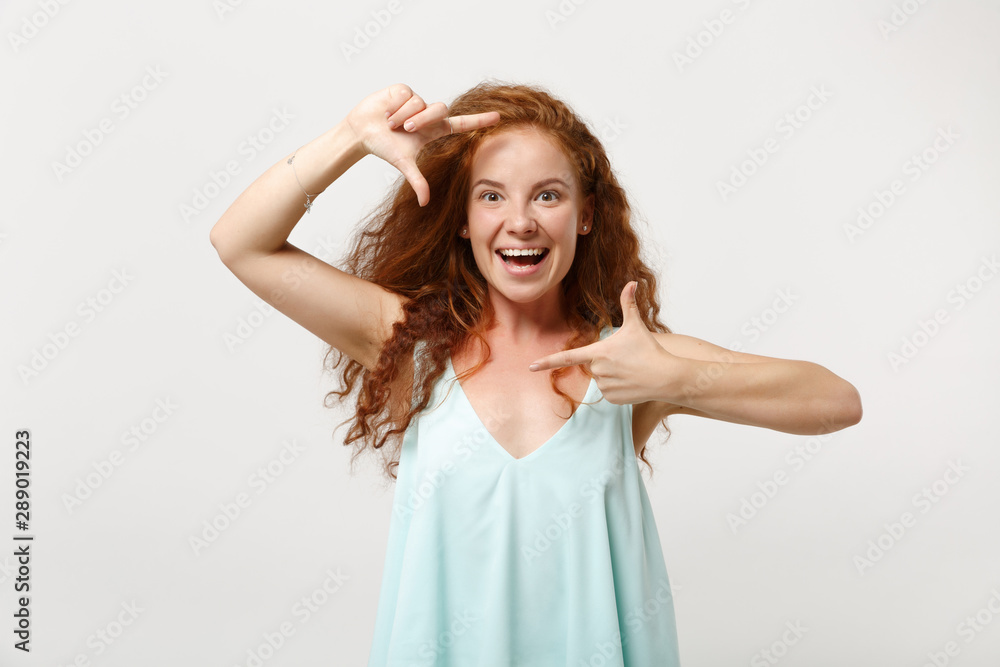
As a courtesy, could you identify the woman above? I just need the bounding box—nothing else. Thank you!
[211,81,862,666]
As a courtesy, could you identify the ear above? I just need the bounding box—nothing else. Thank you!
[578,194,595,235]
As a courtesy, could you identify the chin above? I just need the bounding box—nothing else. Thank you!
[488,280,561,303]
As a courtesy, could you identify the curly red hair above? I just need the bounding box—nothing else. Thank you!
[324,80,672,481]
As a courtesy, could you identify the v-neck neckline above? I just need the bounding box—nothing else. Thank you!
[445,354,597,463]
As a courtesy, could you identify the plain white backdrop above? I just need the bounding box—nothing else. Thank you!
[3,0,999,665]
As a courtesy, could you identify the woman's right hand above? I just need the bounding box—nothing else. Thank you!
[345,84,501,207]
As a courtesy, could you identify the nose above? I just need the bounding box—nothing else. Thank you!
[505,200,537,234]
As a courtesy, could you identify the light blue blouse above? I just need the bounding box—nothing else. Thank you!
[367,326,681,666]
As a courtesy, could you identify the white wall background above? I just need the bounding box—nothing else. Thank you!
[3,0,999,665]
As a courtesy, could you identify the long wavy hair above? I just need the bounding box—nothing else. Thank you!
[324,80,672,482]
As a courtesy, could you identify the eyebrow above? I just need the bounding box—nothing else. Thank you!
[471,177,571,190]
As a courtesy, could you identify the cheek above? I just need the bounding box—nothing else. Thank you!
[470,218,503,248]
[469,231,495,266]
[550,218,580,249]
[543,205,577,229]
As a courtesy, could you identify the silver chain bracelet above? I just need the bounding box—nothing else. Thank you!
[286,152,319,213]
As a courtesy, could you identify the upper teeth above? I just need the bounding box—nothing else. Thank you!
[499,248,545,256]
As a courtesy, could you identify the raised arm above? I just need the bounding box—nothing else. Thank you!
[209,84,500,370]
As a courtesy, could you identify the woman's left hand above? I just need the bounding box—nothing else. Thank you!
[528,281,684,405]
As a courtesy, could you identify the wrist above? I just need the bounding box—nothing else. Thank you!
[336,117,370,165]
[287,121,367,196]
[317,119,368,174]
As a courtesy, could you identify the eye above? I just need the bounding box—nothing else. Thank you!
[480,191,500,202]
[538,190,560,202]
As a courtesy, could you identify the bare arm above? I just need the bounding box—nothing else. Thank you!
[649,333,862,434]
[530,282,862,435]
[209,84,500,370]
[209,120,403,371]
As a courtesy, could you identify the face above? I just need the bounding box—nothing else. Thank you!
[461,127,594,307]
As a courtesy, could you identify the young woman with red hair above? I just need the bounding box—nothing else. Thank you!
[211,81,861,666]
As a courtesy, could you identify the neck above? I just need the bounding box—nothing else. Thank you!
[483,283,571,345]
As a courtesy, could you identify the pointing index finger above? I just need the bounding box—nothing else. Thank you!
[446,111,501,134]
[528,346,591,372]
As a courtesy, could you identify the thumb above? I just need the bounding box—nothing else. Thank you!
[619,281,642,328]
[393,156,430,207]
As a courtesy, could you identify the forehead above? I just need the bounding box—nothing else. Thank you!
[469,127,578,187]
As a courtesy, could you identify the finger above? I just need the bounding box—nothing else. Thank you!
[447,111,501,134]
[386,93,428,129]
[391,156,430,207]
[619,280,642,328]
[528,345,593,372]
[382,83,416,118]
[396,101,449,134]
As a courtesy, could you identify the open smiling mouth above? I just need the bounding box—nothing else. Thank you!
[496,248,550,267]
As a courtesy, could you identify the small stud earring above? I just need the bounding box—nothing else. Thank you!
[583,225,588,231]
[461,227,467,236]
